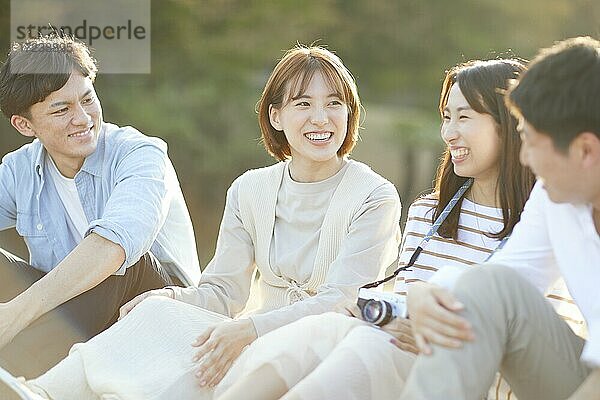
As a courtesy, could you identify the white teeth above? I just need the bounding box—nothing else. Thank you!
[305,132,332,141]
[69,129,90,138]
[450,148,469,159]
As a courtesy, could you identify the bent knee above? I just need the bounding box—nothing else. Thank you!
[457,264,516,289]
[292,312,349,329]
[345,324,392,345]
[454,264,525,306]
[133,294,176,314]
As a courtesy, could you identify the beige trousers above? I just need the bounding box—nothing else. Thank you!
[400,265,591,400]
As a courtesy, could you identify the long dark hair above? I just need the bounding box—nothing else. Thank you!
[433,59,535,240]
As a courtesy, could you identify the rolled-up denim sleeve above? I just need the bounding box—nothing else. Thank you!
[87,142,171,273]
[0,156,17,230]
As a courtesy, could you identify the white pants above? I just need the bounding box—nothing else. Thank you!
[31,296,228,400]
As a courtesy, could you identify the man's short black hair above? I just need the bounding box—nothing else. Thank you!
[0,34,97,119]
[507,36,600,150]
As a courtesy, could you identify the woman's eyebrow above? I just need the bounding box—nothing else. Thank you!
[443,105,472,113]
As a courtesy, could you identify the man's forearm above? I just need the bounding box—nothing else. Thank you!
[11,233,125,325]
[569,368,600,400]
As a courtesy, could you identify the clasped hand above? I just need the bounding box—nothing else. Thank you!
[406,281,474,354]
[191,318,258,388]
[340,300,418,354]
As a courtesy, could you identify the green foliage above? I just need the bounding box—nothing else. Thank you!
[0,0,599,263]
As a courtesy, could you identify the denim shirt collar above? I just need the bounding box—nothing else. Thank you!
[80,122,106,177]
[32,122,106,179]
[33,139,46,178]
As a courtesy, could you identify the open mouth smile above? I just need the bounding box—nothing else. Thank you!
[304,131,333,142]
[68,126,93,138]
[450,147,470,161]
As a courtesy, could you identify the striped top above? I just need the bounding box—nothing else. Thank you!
[393,194,585,400]
[393,194,584,334]
[394,194,503,293]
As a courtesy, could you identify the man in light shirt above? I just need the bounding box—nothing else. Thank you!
[401,37,600,400]
[0,35,200,378]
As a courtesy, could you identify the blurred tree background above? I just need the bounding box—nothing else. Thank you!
[0,0,598,267]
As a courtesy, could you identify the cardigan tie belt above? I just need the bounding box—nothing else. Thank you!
[285,278,316,303]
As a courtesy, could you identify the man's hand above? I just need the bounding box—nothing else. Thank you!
[192,319,258,388]
[118,288,174,320]
[382,317,419,354]
[407,282,474,354]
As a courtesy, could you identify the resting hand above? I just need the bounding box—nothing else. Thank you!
[192,318,258,388]
[407,282,474,354]
[118,287,174,320]
[382,317,419,354]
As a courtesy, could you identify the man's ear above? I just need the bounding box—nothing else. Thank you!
[269,104,282,131]
[575,132,600,168]
[10,114,36,138]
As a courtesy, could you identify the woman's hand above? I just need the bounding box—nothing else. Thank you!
[336,299,362,318]
[118,288,174,320]
[192,318,258,388]
[407,282,474,354]
[382,317,419,354]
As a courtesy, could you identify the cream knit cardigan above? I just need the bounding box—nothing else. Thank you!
[237,160,390,312]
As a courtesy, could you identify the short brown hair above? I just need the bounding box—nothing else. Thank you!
[257,45,361,161]
[0,34,97,119]
[433,59,535,240]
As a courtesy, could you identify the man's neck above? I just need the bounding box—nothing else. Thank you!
[591,190,600,236]
[48,154,83,179]
[593,206,600,237]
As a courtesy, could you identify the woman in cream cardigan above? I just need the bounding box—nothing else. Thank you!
[9,45,401,400]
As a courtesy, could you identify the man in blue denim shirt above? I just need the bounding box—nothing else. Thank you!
[0,35,201,378]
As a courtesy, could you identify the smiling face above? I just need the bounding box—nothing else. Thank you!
[269,71,348,180]
[441,84,501,186]
[518,119,600,205]
[11,71,102,178]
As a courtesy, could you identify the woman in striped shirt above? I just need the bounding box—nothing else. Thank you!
[215,58,583,400]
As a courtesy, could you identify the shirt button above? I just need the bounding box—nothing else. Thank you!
[36,224,43,231]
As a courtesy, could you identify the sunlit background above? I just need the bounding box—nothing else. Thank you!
[0,0,598,268]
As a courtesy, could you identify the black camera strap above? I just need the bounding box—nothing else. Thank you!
[361,178,474,289]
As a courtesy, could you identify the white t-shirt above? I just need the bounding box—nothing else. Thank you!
[45,156,88,242]
[269,161,350,281]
